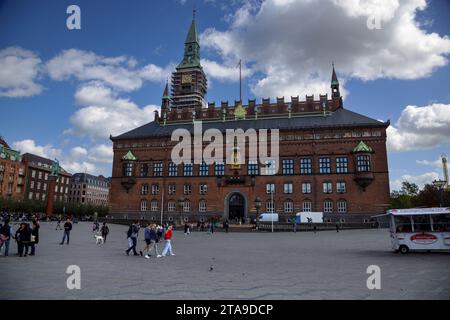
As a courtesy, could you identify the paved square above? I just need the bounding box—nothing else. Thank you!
[1,222,449,299]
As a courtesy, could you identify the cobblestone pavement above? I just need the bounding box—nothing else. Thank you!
[1,222,449,300]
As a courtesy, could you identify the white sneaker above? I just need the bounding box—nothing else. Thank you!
[157,255,163,258]
[145,255,150,259]
[170,254,175,256]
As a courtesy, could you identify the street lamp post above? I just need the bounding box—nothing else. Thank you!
[178,197,184,226]
[254,196,261,230]
[270,190,274,233]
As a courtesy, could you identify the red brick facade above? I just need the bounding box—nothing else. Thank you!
[109,18,390,223]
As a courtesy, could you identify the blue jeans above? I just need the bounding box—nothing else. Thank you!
[0,239,10,256]
[61,231,70,244]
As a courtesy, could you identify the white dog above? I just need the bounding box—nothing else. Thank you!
[94,234,104,245]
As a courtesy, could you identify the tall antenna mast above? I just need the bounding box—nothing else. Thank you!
[442,154,449,191]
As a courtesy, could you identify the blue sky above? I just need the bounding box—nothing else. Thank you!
[0,0,449,190]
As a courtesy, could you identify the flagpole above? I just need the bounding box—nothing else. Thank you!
[239,59,242,103]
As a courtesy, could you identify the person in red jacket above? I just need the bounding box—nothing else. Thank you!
[157,225,175,257]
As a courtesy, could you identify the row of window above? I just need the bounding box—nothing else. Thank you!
[29,181,69,194]
[139,199,348,213]
[0,182,21,194]
[140,181,347,196]
[123,156,371,177]
[31,170,70,184]
[28,192,68,202]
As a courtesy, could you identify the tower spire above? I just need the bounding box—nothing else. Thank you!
[331,62,340,98]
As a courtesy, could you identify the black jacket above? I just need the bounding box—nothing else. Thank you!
[17,227,31,243]
[0,224,11,238]
[101,225,109,235]
[64,222,72,231]
[31,225,40,243]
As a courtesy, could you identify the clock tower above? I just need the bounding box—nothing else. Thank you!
[171,12,208,110]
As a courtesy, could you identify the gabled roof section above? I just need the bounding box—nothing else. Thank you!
[353,141,373,153]
[122,150,137,161]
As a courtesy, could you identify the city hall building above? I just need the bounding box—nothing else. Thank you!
[109,17,390,223]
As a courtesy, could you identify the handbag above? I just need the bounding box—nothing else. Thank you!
[31,235,36,243]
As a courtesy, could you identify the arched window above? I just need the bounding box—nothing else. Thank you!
[150,200,159,212]
[199,200,207,212]
[183,200,191,212]
[167,200,176,212]
[337,200,347,213]
[324,199,333,213]
[140,199,147,212]
[302,199,312,212]
[284,200,293,213]
[266,199,275,213]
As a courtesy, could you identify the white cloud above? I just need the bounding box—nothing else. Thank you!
[202,59,253,82]
[70,146,88,158]
[46,49,172,92]
[139,63,174,82]
[201,0,450,99]
[60,160,97,175]
[12,139,61,159]
[0,47,43,97]
[387,103,450,152]
[390,171,440,191]
[416,157,443,169]
[11,139,113,176]
[67,83,159,139]
[87,144,113,164]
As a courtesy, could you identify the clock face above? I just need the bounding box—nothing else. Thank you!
[182,74,192,84]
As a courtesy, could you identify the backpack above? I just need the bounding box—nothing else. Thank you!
[126,226,133,238]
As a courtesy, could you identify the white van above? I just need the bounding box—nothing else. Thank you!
[258,213,279,222]
[295,212,323,224]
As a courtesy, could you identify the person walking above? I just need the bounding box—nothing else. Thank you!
[336,223,340,233]
[156,225,163,242]
[60,218,72,245]
[101,222,109,242]
[55,214,63,230]
[126,222,139,256]
[0,220,14,256]
[184,223,190,235]
[140,223,152,257]
[223,220,229,233]
[209,221,215,234]
[148,224,159,257]
[29,220,40,255]
[158,225,175,258]
[16,223,31,257]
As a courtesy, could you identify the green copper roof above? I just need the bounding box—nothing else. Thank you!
[185,19,198,44]
[122,150,137,161]
[353,141,373,153]
[178,18,201,69]
[0,144,22,162]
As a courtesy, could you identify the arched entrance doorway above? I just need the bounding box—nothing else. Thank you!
[227,192,246,222]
